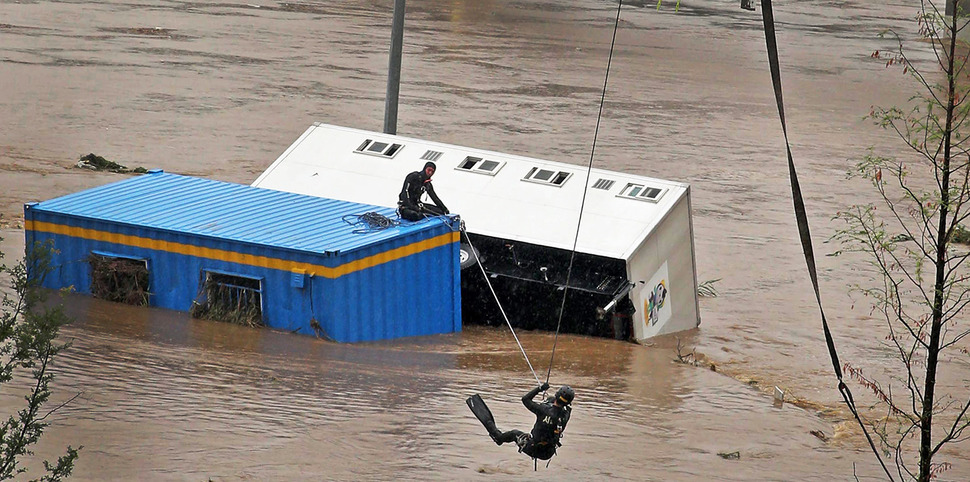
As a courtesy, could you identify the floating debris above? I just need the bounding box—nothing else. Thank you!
[697,278,721,298]
[717,451,740,460]
[674,337,698,366]
[890,233,914,243]
[75,153,147,174]
[190,273,263,328]
[0,213,24,230]
[97,26,185,39]
[88,254,150,305]
[952,225,970,245]
[810,430,828,442]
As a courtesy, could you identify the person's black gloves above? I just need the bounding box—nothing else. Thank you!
[540,382,550,392]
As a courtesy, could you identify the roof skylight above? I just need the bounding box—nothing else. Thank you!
[522,167,571,187]
[455,156,505,176]
[617,182,666,202]
[355,139,404,159]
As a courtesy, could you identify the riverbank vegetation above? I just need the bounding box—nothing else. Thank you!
[0,239,79,480]
[832,2,970,480]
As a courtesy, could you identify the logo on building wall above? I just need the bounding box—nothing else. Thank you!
[647,280,668,326]
[640,261,672,332]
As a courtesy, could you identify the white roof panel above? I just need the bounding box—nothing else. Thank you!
[252,123,689,259]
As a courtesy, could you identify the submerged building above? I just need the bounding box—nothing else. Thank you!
[252,123,700,341]
[25,171,462,342]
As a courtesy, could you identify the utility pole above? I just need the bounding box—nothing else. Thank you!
[384,0,405,135]
[947,0,968,16]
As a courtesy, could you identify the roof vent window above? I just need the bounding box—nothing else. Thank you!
[523,167,571,186]
[592,178,615,190]
[421,150,443,162]
[455,156,505,176]
[355,139,404,159]
[618,182,666,202]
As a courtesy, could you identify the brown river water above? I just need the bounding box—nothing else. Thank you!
[2,0,967,480]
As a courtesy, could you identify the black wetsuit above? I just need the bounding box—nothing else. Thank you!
[493,385,571,460]
[398,161,448,221]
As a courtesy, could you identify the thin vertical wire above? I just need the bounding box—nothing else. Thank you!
[546,0,624,383]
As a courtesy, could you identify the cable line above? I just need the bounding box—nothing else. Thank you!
[461,226,541,385]
[461,0,625,387]
[546,0,625,384]
[759,1,893,479]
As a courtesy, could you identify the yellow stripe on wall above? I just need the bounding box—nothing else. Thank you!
[26,219,459,279]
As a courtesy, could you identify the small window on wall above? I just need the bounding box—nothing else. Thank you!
[190,271,263,327]
[522,167,571,186]
[617,182,667,202]
[355,139,404,158]
[88,251,150,306]
[455,156,505,176]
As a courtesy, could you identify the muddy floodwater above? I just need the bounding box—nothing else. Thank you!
[1,0,966,480]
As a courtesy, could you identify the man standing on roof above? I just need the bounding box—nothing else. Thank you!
[469,382,574,461]
[398,161,449,221]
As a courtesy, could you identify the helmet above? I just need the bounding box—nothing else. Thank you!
[555,386,574,406]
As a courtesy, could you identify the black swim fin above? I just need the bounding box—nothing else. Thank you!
[466,394,502,444]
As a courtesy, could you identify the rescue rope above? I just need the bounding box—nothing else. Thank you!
[460,226,542,385]
[759,1,892,478]
[458,0,625,390]
[342,212,400,234]
[546,0,625,384]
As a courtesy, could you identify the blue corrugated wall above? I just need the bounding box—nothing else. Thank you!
[25,208,461,343]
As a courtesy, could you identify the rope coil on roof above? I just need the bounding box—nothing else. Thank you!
[342,212,401,234]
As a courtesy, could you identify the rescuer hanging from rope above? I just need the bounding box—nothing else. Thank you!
[467,382,574,461]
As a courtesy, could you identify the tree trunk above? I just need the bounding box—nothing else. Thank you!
[918,6,957,481]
